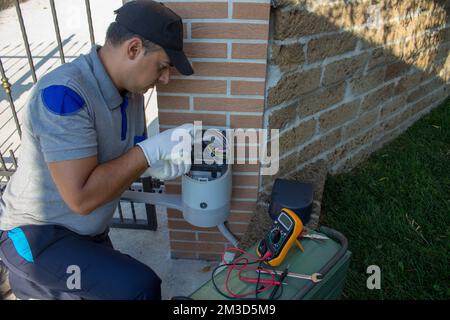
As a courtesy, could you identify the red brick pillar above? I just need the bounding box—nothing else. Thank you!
[157,1,271,260]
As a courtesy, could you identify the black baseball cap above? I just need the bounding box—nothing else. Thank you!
[114,0,194,76]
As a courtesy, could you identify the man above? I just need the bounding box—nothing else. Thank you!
[0,0,194,300]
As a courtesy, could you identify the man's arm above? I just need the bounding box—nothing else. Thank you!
[48,146,148,216]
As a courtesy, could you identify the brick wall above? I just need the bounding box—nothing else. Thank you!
[262,0,450,197]
[158,0,450,260]
[157,0,271,260]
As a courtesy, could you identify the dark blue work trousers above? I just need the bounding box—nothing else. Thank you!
[0,224,161,300]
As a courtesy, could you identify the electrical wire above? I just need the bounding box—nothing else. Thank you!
[211,262,284,300]
[203,129,229,163]
[210,247,285,300]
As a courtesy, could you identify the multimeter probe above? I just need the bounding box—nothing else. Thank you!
[211,246,287,299]
[211,208,307,299]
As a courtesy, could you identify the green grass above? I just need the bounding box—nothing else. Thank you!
[321,97,450,300]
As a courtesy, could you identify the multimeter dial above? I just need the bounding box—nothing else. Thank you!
[266,218,292,253]
[257,208,304,266]
[270,228,282,244]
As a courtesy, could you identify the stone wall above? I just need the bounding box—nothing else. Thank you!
[242,0,450,246]
[266,0,450,178]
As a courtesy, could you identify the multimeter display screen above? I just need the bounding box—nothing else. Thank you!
[278,213,293,230]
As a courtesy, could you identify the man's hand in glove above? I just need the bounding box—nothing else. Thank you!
[137,123,194,180]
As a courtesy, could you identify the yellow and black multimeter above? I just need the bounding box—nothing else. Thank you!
[256,208,304,266]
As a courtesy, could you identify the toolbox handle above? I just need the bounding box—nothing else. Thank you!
[292,226,349,300]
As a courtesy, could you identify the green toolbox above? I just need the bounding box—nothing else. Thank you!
[189,226,352,300]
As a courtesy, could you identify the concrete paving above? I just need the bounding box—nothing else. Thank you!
[0,0,215,300]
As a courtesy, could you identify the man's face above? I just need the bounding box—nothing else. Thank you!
[125,41,171,94]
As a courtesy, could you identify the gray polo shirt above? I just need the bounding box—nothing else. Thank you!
[0,46,147,236]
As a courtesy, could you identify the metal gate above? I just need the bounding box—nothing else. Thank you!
[0,0,160,231]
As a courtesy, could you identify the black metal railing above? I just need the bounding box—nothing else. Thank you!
[0,58,21,138]
[14,0,37,84]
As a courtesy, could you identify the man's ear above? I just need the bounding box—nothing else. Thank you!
[126,37,144,60]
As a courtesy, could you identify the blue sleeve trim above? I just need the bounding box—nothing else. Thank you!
[41,85,85,116]
[133,133,146,145]
[7,228,34,263]
[120,96,129,141]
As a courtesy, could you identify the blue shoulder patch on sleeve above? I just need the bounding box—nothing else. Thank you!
[41,85,85,116]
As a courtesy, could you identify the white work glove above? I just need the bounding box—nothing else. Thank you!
[140,160,187,180]
[137,123,194,180]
